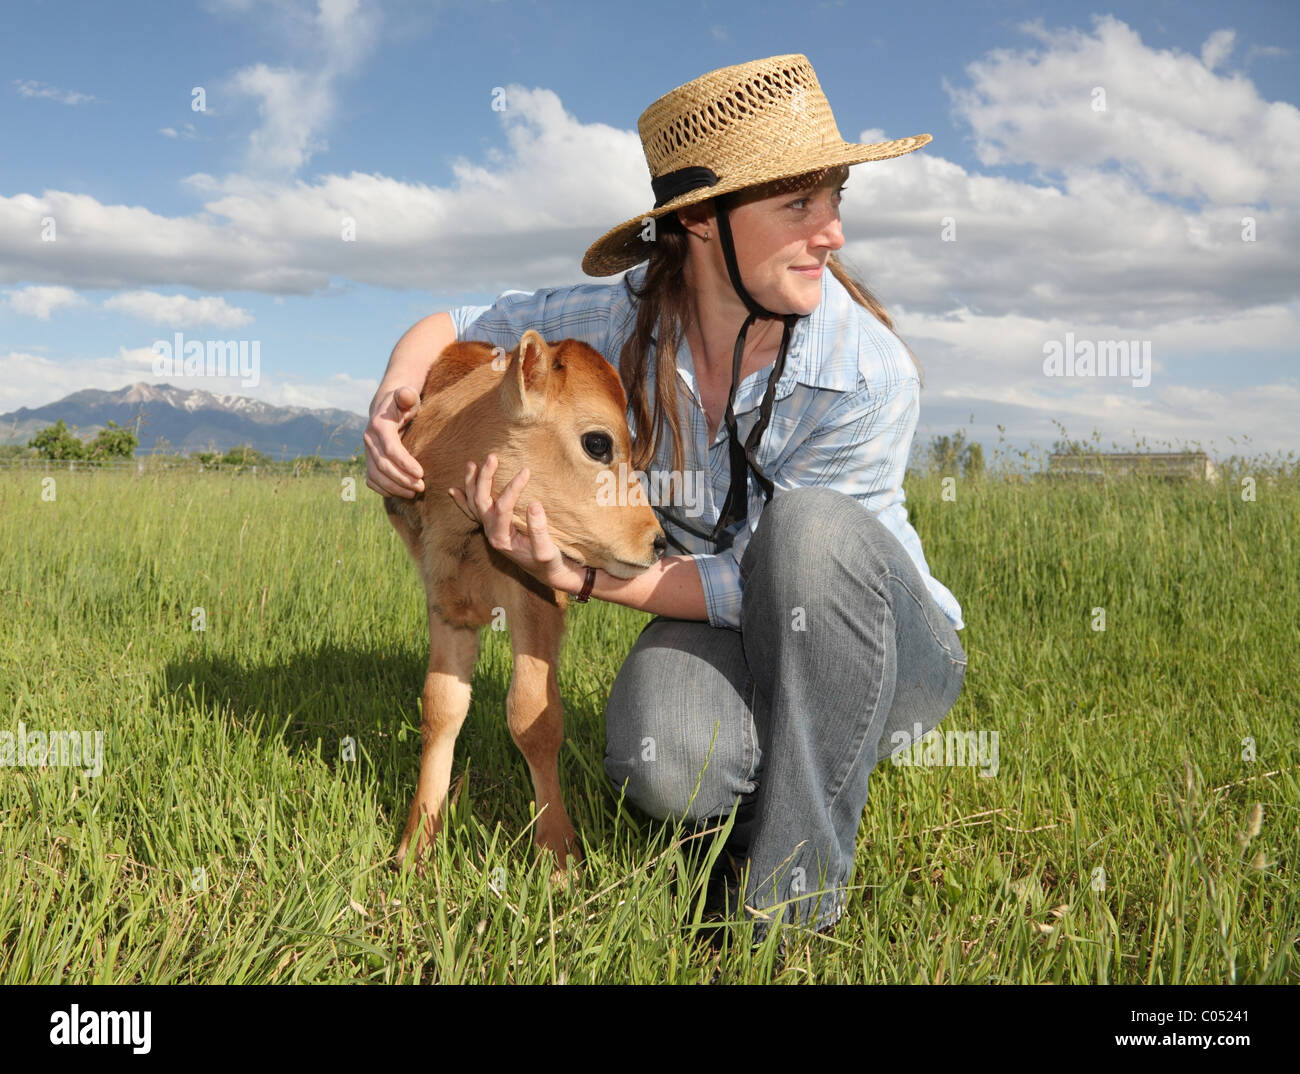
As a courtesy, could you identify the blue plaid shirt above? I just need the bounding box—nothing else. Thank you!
[449,263,964,633]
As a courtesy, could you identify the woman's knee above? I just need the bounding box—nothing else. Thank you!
[604,720,756,823]
[743,487,895,591]
[603,632,758,823]
[740,489,903,634]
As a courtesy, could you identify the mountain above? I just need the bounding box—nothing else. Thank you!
[0,383,366,459]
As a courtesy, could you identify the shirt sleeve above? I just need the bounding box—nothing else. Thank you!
[449,285,613,355]
[683,365,965,633]
[686,546,745,631]
[679,377,914,632]
[770,370,965,631]
[777,372,920,519]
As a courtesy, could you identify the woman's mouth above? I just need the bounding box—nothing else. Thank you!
[791,264,823,279]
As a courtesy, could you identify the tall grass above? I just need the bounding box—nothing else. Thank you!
[0,464,1295,983]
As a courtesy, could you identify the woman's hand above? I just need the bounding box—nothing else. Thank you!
[449,454,589,595]
[365,385,425,497]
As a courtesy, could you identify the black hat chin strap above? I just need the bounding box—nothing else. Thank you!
[655,199,800,552]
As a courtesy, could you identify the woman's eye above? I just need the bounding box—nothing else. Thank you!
[791,185,847,211]
[582,432,613,462]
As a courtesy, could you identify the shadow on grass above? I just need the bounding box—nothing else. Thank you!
[159,640,624,842]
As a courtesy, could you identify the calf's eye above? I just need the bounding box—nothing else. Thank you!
[582,432,613,463]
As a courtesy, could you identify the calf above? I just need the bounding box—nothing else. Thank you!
[384,330,664,870]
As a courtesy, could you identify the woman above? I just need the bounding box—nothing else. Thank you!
[366,54,966,937]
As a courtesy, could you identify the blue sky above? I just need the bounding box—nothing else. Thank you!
[2,0,1297,462]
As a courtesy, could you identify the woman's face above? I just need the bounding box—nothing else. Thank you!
[686,166,848,317]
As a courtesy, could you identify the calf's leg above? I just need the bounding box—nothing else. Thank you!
[502,585,579,866]
[396,604,480,865]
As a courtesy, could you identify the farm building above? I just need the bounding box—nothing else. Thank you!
[1046,451,1219,482]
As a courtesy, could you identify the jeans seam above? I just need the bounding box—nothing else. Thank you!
[824,593,891,818]
[882,568,966,666]
[742,674,759,789]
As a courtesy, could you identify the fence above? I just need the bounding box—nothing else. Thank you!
[0,457,363,476]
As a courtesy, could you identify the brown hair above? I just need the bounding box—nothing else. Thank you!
[617,189,924,474]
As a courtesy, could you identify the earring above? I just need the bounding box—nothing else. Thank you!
[703,231,710,241]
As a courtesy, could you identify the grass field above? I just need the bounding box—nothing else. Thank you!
[1,462,1296,983]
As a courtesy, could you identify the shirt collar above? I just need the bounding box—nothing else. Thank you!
[789,265,861,393]
[733,264,862,409]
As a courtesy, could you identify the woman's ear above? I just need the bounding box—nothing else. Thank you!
[676,201,715,241]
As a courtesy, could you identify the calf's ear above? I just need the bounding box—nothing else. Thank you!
[500,330,551,420]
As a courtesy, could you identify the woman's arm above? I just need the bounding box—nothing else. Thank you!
[365,311,455,498]
[453,456,709,621]
[571,554,708,620]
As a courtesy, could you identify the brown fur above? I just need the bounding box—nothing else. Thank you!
[384,330,663,872]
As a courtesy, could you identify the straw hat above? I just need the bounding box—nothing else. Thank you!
[581,53,931,277]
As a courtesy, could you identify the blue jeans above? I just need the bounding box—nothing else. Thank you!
[603,487,967,934]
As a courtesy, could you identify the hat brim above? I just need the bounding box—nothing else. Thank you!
[581,133,931,277]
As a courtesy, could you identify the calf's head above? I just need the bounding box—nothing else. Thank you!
[494,331,665,579]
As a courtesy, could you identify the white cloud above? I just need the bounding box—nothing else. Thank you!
[895,303,1299,374]
[915,374,1300,462]
[1201,28,1235,71]
[135,83,650,295]
[13,80,97,105]
[0,189,326,292]
[899,302,1300,458]
[1243,44,1287,68]
[265,370,375,413]
[222,0,379,176]
[946,14,1300,206]
[11,19,1287,314]
[231,64,333,175]
[833,152,1297,326]
[0,348,157,413]
[101,291,253,327]
[4,285,86,319]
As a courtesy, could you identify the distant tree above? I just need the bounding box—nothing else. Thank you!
[927,432,964,475]
[29,420,89,460]
[192,451,220,466]
[87,420,137,460]
[927,431,988,479]
[221,445,270,467]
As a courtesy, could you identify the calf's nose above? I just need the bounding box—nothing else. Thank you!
[652,533,667,560]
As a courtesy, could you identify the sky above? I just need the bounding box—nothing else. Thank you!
[1,0,1297,465]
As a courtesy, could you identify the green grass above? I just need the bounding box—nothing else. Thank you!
[0,465,1296,983]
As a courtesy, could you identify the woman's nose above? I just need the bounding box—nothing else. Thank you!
[816,211,845,250]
